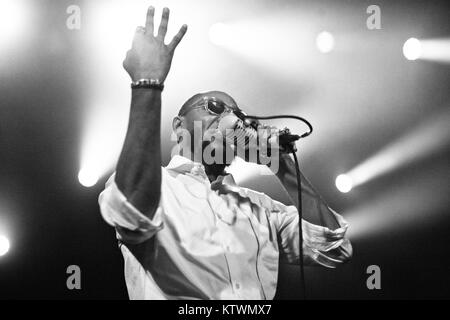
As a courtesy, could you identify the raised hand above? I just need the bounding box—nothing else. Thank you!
[123,7,188,82]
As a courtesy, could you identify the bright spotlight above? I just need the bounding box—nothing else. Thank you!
[0,0,29,48]
[78,168,99,187]
[209,22,232,46]
[316,31,335,53]
[403,38,422,60]
[0,235,10,256]
[336,174,353,193]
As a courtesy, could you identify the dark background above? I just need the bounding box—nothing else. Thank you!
[0,0,449,299]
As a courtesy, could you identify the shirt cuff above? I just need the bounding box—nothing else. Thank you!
[301,208,349,252]
[299,208,352,267]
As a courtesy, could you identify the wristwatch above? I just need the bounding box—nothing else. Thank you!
[131,78,164,91]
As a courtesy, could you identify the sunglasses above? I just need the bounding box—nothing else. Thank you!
[180,97,248,121]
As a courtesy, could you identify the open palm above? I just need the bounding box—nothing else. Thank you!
[123,7,187,82]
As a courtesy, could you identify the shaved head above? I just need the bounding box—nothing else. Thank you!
[178,91,240,116]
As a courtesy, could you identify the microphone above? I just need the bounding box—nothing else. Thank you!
[217,113,300,152]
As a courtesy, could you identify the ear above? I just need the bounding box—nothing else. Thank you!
[172,116,183,132]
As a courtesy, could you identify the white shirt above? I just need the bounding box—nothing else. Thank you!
[99,155,352,300]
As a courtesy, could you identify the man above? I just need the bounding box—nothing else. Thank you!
[99,7,352,300]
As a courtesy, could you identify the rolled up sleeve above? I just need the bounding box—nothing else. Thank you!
[98,173,164,244]
[275,202,353,268]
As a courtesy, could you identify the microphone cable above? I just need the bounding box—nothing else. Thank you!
[243,113,313,300]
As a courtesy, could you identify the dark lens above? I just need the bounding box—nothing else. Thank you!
[233,109,247,121]
[207,100,226,114]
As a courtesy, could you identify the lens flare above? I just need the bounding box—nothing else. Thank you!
[78,168,99,188]
[316,31,335,53]
[403,38,422,61]
[335,174,353,193]
[0,0,29,48]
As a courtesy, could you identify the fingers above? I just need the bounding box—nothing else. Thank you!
[145,6,155,36]
[157,7,170,40]
[140,7,187,50]
[168,24,188,51]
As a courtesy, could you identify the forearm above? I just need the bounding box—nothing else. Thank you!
[273,153,341,230]
[115,88,162,219]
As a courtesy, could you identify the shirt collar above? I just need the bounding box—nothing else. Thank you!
[166,155,203,173]
[166,155,236,186]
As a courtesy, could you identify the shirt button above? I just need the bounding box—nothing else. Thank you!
[235,283,241,290]
[225,245,231,252]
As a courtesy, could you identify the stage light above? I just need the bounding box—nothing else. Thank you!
[403,38,422,60]
[0,235,10,256]
[78,168,99,187]
[402,37,450,63]
[0,0,25,45]
[335,174,353,193]
[316,31,335,53]
[0,0,28,48]
[209,22,232,47]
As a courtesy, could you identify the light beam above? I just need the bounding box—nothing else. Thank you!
[0,235,10,256]
[403,37,450,63]
[340,107,450,190]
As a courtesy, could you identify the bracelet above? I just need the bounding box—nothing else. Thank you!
[131,78,164,91]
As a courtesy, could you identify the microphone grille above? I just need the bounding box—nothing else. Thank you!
[218,114,259,150]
